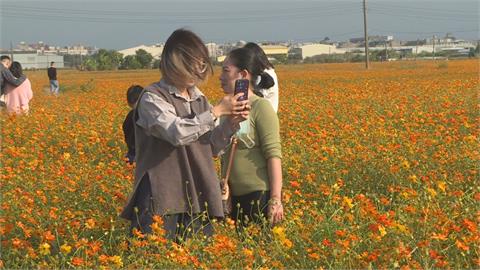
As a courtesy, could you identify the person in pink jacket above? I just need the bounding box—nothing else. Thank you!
[4,62,33,115]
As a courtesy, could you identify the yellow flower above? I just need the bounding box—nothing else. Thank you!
[39,243,51,256]
[243,248,254,258]
[60,244,72,254]
[272,227,293,249]
[342,196,354,209]
[427,188,437,198]
[332,183,340,191]
[463,135,476,144]
[272,226,285,237]
[63,153,71,160]
[408,175,418,183]
[394,223,411,235]
[378,225,387,237]
[437,181,446,193]
[109,255,123,268]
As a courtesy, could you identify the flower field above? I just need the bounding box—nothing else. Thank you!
[1,60,479,269]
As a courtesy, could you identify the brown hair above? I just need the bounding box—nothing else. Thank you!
[160,28,213,87]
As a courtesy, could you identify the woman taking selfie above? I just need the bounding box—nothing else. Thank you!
[121,29,249,240]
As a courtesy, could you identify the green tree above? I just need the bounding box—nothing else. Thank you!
[152,59,161,69]
[95,49,123,70]
[473,43,480,57]
[81,49,123,70]
[135,49,154,68]
[120,55,142,70]
[83,57,97,71]
[64,54,84,69]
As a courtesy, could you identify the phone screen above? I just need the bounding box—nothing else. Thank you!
[234,79,249,101]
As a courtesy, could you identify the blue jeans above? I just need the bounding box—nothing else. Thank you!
[50,80,59,95]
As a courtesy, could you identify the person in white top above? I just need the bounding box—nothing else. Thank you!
[244,42,279,113]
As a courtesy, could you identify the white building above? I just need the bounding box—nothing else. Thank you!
[58,45,92,56]
[0,51,64,69]
[291,44,346,59]
[205,43,219,58]
[367,42,475,55]
[118,44,164,60]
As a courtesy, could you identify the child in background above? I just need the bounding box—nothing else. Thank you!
[122,85,143,164]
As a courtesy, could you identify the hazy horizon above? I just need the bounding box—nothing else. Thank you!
[1,0,478,50]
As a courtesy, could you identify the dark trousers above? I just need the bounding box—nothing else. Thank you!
[231,191,270,226]
[129,174,214,241]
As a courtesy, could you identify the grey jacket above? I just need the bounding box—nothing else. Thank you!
[0,64,26,94]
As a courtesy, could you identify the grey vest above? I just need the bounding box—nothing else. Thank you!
[120,82,224,219]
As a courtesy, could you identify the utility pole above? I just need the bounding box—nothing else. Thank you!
[10,41,13,60]
[384,40,388,61]
[415,39,418,61]
[363,0,369,69]
[477,40,480,57]
[432,35,436,61]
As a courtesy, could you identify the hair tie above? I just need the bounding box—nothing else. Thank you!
[255,75,261,86]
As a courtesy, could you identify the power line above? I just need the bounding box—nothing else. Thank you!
[288,30,364,42]
[368,9,478,22]
[1,3,357,17]
[369,8,477,20]
[1,7,361,24]
[372,2,479,16]
[369,28,479,35]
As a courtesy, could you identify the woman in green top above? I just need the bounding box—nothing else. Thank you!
[220,47,284,226]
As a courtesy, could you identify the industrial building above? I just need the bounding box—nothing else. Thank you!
[0,51,64,69]
[118,44,164,60]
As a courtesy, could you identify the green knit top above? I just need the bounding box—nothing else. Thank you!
[221,95,282,196]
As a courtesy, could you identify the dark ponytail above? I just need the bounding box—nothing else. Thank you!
[9,61,23,78]
[244,42,274,70]
[228,48,275,97]
[257,72,274,89]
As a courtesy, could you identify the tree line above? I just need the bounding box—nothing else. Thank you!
[64,49,158,70]
[64,43,480,69]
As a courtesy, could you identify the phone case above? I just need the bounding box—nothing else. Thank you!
[234,79,249,101]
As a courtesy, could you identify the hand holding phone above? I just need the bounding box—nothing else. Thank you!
[234,79,249,102]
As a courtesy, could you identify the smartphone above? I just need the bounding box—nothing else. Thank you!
[234,79,249,102]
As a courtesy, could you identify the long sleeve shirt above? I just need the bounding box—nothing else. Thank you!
[47,67,57,80]
[136,80,237,156]
[221,95,282,196]
[0,65,26,94]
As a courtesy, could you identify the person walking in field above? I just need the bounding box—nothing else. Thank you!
[219,47,283,226]
[120,28,250,241]
[47,61,59,95]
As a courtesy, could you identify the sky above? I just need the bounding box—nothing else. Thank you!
[0,0,478,50]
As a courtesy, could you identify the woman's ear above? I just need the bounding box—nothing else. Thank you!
[239,69,249,79]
